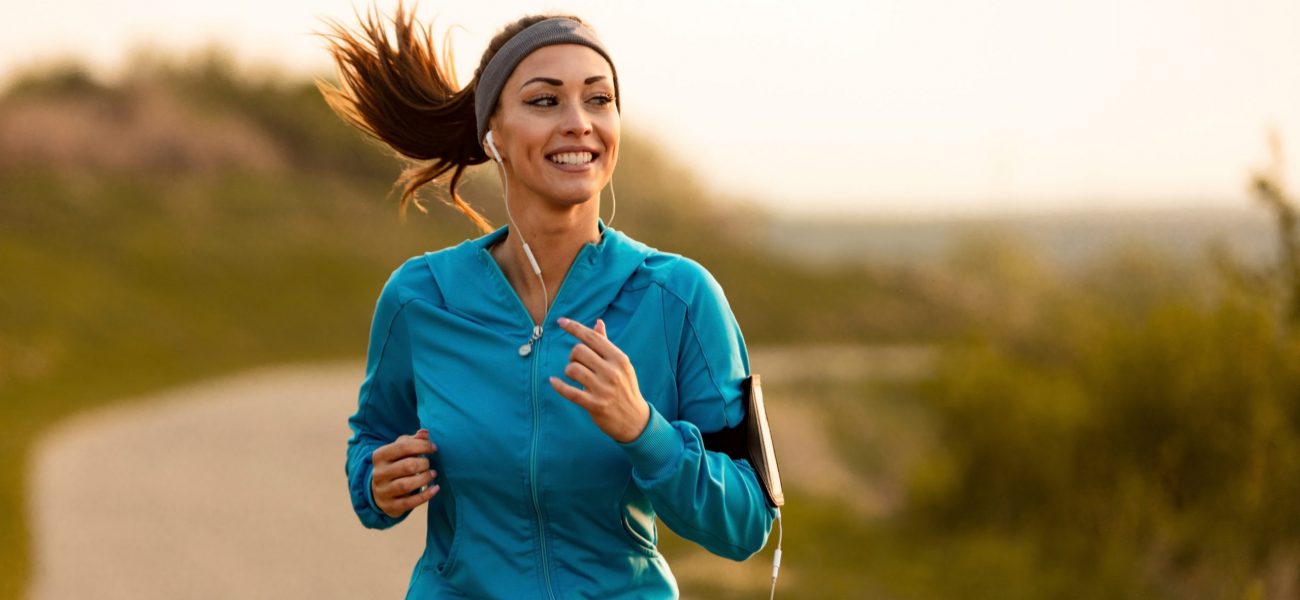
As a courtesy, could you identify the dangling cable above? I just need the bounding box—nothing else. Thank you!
[769,509,783,600]
[494,160,547,356]
[605,174,617,229]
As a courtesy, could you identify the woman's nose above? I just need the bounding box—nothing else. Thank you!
[559,102,593,137]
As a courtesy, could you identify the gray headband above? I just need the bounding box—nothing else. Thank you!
[474,18,620,142]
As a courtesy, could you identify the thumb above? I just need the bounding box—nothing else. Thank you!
[595,318,607,337]
[414,429,429,439]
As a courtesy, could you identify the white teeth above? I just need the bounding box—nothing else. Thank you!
[549,152,593,165]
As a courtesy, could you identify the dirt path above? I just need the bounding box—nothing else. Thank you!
[28,346,928,598]
[27,362,424,599]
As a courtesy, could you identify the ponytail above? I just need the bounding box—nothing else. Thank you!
[317,3,491,232]
[318,6,588,232]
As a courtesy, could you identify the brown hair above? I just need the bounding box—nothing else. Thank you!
[316,4,583,232]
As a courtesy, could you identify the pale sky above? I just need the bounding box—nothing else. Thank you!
[3,0,1298,217]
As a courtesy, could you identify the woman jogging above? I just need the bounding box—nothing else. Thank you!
[319,6,777,598]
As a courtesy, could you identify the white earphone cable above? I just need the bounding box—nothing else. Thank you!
[489,130,614,353]
[606,175,616,228]
[764,511,785,600]
[770,508,783,600]
[493,156,548,354]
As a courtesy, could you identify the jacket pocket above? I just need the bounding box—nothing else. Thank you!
[432,491,463,578]
[618,481,659,556]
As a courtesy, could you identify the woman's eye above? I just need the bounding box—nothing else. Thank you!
[527,95,558,107]
[589,94,614,106]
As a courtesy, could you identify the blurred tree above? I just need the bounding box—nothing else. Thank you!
[904,132,1300,600]
[913,256,1300,598]
[1249,125,1300,328]
[906,129,1300,598]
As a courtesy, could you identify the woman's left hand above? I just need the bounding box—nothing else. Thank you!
[550,317,650,444]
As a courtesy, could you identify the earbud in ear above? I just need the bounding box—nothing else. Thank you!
[486,130,503,164]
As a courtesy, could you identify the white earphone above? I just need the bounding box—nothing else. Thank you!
[486,130,504,164]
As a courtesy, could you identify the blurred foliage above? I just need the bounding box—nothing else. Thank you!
[1248,127,1300,324]
[906,141,1300,598]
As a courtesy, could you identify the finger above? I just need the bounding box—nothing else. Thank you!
[595,318,607,337]
[557,317,619,359]
[379,467,436,500]
[549,376,596,409]
[390,483,441,513]
[374,461,433,490]
[410,429,437,453]
[569,343,611,375]
[372,436,402,464]
[374,432,437,463]
[387,456,431,478]
[563,361,599,390]
[386,469,436,497]
[373,430,428,463]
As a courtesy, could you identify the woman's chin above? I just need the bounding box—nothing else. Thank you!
[541,185,604,207]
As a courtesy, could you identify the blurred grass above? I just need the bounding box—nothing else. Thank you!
[905,231,1300,598]
[0,169,449,596]
[659,371,1157,599]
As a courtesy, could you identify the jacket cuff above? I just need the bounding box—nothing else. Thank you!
[617,404,684,481]
[364,467,385,514]
[358,459,408,528]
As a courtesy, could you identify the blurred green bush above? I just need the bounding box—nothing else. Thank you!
[908,183,1300,597]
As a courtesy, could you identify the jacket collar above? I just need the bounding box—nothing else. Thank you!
[428,218,654,332]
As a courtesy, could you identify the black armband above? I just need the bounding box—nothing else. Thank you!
[700,374,784,508]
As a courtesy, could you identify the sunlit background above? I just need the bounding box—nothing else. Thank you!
[4,0,1300,598]
[5,0,1300,216]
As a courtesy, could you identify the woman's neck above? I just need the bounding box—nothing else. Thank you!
[489,201,601,326]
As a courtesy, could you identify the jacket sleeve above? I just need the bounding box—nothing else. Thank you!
[616,260,777,561]
[346,268,420,530]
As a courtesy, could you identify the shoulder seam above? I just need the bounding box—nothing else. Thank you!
[658,285,678,382]
[682,300,724,425]
[358,298,418,425]
[654,278,726,427]
[652,255,701,308]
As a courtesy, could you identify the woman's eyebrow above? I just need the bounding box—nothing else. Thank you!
[520,76,562,89]
[519,75,609,89]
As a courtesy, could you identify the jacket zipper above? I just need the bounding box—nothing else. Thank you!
[527,261,587,600]
[483,241,591,600]
[530,344,556,600]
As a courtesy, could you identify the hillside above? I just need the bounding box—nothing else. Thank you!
[768,207,1276,269]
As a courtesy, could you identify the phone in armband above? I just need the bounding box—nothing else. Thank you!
[701,374,784,507]
[701,374,785,596]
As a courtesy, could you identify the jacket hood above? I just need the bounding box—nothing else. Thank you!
[423,218,657,333]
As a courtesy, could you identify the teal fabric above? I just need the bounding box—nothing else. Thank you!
[346,220,776,599]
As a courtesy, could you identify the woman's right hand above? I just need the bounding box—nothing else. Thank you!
[371,428,441,518]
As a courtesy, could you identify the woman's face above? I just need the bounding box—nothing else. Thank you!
[489,44,619,209]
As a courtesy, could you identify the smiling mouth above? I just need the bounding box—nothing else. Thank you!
[547,151,597,165]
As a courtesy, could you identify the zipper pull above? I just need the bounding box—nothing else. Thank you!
[518,325,544,357]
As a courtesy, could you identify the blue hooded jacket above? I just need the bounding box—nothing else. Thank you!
[347,220,777,599]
